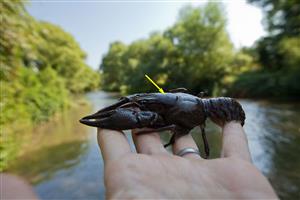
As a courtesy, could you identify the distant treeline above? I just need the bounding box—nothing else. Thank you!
[100,1,300,98]
[231,0,300,98]
[0,1,99,169]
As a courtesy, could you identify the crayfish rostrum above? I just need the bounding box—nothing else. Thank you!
[80,88,245,158]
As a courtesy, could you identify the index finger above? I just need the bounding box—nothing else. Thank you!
[97,128,132,163]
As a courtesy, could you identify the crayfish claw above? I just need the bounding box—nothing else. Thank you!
[80,107,166,130]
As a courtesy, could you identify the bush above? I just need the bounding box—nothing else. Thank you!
[228,69,300,98]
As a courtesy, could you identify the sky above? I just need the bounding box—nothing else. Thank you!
[26,0,266,70]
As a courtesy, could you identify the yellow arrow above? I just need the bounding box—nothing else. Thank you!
[145,74,165,94]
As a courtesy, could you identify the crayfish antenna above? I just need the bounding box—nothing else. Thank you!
[97,97,130,112]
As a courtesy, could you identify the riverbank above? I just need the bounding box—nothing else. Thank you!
[0,96,91,171]
[227,69,300,99]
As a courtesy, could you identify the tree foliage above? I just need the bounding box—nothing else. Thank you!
[247,0,300,70]
[0,1,100,169]
[231,0,300,98]
[101,3,233,95]
[248,0,300,36]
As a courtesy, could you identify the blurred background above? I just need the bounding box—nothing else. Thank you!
[1,0,299,199]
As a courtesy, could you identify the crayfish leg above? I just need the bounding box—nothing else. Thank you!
[164,133,176,148]
[135,124,176,135]
[163,127,190,148]
[200,124,209,159]
[168,88,189,93]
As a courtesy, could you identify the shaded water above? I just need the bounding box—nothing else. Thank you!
[7,91,300,199]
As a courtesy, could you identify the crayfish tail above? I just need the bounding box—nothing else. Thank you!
[203,97,245,126]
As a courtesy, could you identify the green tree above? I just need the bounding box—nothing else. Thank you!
[33,22,99,93]
[248,0,300,36]
[100,3,234,95]
[101,41,128,91]
[0,0,29,80]
[0,1,100,170]
[248,0,300,70]
[165,3,233,93]
[122,33,176,93]
[231,0,300,98]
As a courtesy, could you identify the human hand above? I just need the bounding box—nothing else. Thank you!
[97,122,277,199]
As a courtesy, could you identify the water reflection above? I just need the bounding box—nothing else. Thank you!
[9,140,88,184]
[7,104,106,199]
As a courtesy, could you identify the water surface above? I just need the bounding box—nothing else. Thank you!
[8,91,300,199]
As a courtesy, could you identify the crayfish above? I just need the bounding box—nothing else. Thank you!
[80,88,245,158]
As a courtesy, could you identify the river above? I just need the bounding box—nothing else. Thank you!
[7,91,300,199]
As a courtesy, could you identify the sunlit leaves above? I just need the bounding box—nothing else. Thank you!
[0,1,100,125]
[101,3,233,95]
[1,0,100,170]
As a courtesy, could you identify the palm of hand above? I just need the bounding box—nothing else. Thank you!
[105,154,275,199]
[98,123,277,199]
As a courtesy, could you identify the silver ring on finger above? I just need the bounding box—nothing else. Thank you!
[176,147,200,157]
